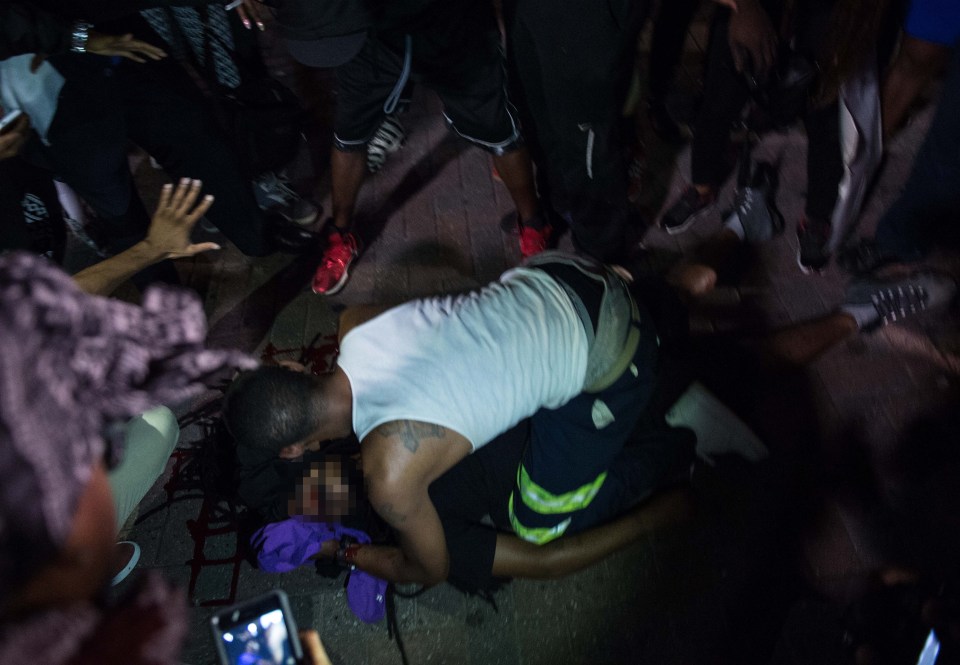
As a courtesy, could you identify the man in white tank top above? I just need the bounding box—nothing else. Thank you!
[224,252,660,586]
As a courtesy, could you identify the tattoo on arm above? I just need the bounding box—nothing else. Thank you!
[378,421,447,454]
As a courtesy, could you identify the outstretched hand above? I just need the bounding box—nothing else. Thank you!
[143,178,220,260]
[87,32,167,63]
[232,0,266,31]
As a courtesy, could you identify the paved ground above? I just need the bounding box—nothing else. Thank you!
[88,15,960,665]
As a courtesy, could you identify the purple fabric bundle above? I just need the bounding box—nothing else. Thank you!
[0,252,257,596]
[254,517,388,623]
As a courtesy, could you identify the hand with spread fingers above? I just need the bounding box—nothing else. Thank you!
[144,178,220,260]
[232,0,266,31]
[86,32,167,63]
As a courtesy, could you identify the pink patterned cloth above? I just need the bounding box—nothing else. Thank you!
[0,252,256,660]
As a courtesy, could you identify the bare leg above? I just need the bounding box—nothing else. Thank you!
[330,148,367,231]
[881,36,949,140]
[491,146,539,223]
[491,487,694,579]
[756,311,859,368]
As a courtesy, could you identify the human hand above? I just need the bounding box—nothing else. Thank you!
[87,32,167,63]
[143,178,219,259]
[727,2,777,76]
[0,113,31,160]
[711,0,738,10]
[299,630,334,665]
[230,0,266,31]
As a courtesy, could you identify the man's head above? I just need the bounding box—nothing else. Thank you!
[223,366,327,460]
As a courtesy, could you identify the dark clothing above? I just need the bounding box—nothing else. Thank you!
[333,0,520,155]
[31,50,272,257]
[0,3,72,58]
[875,39,960,259]
[506,0,651,263]
[0,157,65,263]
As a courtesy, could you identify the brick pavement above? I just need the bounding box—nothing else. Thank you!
[97,19,960,665]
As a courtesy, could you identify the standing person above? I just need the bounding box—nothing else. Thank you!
[273,0,543,295]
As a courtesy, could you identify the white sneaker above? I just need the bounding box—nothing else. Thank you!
[665,382,769,466]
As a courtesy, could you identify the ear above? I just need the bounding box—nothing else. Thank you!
[278,443,305,460]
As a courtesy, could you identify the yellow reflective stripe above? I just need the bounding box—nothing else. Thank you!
[508,492,572,544]
[516,464,607,515]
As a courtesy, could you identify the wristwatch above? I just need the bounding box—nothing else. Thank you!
[70,21,93,54]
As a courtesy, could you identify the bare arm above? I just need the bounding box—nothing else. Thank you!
[491,487,694,579]
[73,179,218,296]
[360,421,472,586]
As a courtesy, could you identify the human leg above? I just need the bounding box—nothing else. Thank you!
[108,406,180,531]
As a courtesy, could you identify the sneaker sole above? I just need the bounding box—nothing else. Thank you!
[663,206,710,235]
[796,248,828,275]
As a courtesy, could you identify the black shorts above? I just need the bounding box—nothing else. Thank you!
[334,2,521,155]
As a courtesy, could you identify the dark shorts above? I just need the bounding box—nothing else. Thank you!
[334,3,521,155]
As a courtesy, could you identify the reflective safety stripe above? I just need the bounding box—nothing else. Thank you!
[508,492,572,544]
[516,464,607,515]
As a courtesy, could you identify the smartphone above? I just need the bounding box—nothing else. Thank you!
[210,590,305,665]
[0,109,23,134]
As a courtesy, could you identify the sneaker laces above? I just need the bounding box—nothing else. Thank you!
[872,283,928,323]
[256,172,299,207]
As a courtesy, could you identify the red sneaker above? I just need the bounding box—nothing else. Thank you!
[312,230,360,295]
[519,221,553,259]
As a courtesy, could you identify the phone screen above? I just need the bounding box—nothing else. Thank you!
[212,592,302,665]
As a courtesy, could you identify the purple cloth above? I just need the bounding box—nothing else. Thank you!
[0,252,256,597]
[254,517,388,623]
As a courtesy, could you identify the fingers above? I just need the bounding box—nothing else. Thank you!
[299,630,332,665]
[157,182,174,212]
[184,194,216,226]
[168,177,192,211]
[236,0,265,31]
[183,241,222,256]
[177,179,203,215]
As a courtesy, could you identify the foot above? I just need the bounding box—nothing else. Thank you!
[836,238,906,276]
[110,541,141,586]
[367,115,405,173]
[254,171,320,226]
[661,186,715,235]
[796,215,831,273]
[312,227,361,296]
[518,215,554,259]
[665,382,769,466]
[722,162,783,244]
[840,271,957,331]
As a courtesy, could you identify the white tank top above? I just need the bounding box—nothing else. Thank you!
[338,267,588,450]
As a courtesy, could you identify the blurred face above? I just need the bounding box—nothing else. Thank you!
[3,461,116,617]
[287,456,361,521]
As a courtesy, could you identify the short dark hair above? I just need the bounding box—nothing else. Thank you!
[222,366,323,455]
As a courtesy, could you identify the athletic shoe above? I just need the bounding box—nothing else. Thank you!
[367,115,405,173]
[312,228,361,296]
[665,382,769,466]
[836,238,903,276]
[519,219,554,259]
[722,162,783,244]
[840,271,957,331]
[661,186,715,235]
[253,171,320,226]
[796,215,831,273]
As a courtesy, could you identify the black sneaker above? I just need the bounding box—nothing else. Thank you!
[797,216,831,273]
[367,115,405,173]
[661,186,715,235]
[722,161,783,243]
[836,238,902,276]
[841,271,957,331]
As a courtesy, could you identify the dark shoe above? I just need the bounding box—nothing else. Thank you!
[312,228,361,295]
[722,162,783,243]
[268,215,321,254]
[837,238,902,275]
[254,171,320,226]
[661,186,715,235]
[797,216,831,273]
[841,271,957,331]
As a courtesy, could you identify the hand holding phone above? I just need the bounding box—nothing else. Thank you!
[211,591,305,665]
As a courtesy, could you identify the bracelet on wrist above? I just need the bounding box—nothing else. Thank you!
[70,22,93,54]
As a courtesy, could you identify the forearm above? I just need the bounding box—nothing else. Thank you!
[72,241,165,296]
[347,543,440,585]
[492,487,694,579]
